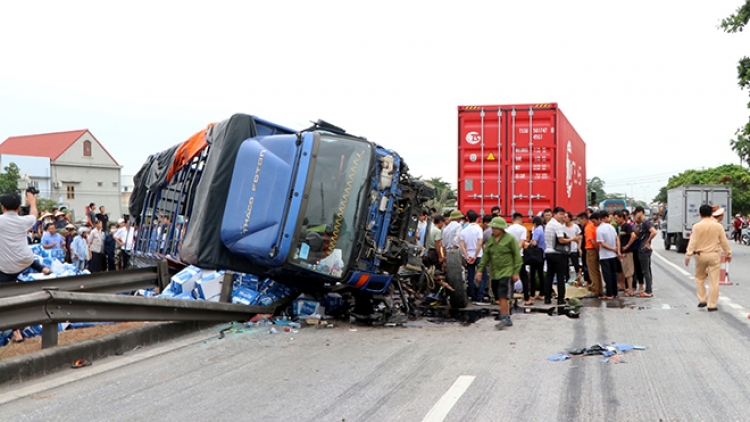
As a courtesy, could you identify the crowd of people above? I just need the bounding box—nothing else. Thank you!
[416,205,661,329]
[32,202,136,273]
[732,213,749,244]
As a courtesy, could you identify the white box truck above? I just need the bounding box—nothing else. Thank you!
[662,185,731,253]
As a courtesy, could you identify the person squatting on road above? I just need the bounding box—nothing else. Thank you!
[0,191,51,342]
[476,217,522,329]
[685,204,732,312]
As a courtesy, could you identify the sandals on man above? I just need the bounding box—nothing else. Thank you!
[636,292,653,298]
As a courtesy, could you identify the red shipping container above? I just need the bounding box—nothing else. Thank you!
[457,103,586,218]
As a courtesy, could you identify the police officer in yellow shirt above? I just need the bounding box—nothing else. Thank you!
[685,205,732,312]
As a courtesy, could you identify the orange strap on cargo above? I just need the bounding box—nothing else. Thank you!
[166,123,215,183]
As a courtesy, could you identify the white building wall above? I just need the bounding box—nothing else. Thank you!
[50,165,122,223]
[55,132,118,167]
[50,131,123,223]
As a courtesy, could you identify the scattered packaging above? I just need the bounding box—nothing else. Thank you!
[171,265,202,294]
[293,294,324,317]
[173,291,196,300]
[197,270,225,302]
[235,273,259,291]
[325,293,344,314]
[232,286,260,306]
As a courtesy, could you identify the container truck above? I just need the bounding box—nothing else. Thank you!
[457,103,586,217]
[128,114,472,323]
[662,185,732,253]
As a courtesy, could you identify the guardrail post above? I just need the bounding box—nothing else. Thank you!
[41,323,58,349]
[219,271,234,303]
[157,260,170,292]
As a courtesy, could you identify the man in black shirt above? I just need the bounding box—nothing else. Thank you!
[634,206,657,297]
[96,205,109,230]
[614,210,636,296]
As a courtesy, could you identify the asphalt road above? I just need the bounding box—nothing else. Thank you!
[2,238,750,421]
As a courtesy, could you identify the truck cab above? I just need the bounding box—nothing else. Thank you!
[130,115,433,296]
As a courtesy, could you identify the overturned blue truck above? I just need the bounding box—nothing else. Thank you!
[129,114,466,323]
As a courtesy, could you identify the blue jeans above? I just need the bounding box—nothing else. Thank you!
[478,268,489,301]
[466,262,488,301]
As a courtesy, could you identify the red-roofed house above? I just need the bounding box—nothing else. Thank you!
[0,129,122,221]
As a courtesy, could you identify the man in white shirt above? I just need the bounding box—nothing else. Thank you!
[87,220,105,273]
[416,211,428,247]
[442,209,463,250]
[460,210,484,301]
[596,211,620,299]
[543,207,574,310]
[0,191,52,281]
[506,213,533,305]
[113,218,130,270]
[0,191,51,342]
[562,212,583,284]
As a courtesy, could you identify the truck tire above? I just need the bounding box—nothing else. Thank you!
[676,234,688,253]
[664,235,671,250]
[445,249,468,309]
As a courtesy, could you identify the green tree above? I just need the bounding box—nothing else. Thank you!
[721,1,750,165]
[653,186,667,203]
[665,164,750,214]
[0,163,20,195]
[586,177,607,204]
[423,177,456,210]
[36,197,58,213]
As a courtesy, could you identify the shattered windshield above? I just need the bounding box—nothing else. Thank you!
[291,135,372,278]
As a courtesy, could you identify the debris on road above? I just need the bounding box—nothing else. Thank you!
[548,343,647,363]
[548,353,572,362]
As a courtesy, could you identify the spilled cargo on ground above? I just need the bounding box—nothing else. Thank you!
[457,103,587,218]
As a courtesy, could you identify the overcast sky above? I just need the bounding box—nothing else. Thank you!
[1,1,748,202]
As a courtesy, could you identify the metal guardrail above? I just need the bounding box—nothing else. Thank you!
[0,290,274,332]
[0,260,170,299]
[0,266,284,349]
[0,289,276,348]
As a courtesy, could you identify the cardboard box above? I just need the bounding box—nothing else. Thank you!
[325,293,344,313]
[173,291,195,300]
[171,265,202,294]
[234,273,259,291]
[293,295,324,316]
[232,286,260,306]
[197,271,225,301]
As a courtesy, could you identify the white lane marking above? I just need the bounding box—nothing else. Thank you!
[653,251,692,277]
[421,375,476,422]
[654,251,747,313]
[0,330,218,406]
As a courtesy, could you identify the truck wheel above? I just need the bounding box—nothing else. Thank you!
[676,235,688,253]
[664,235,671,250]
[445,249,468,309]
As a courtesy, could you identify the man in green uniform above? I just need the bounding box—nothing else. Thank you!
[476,217,522,329]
